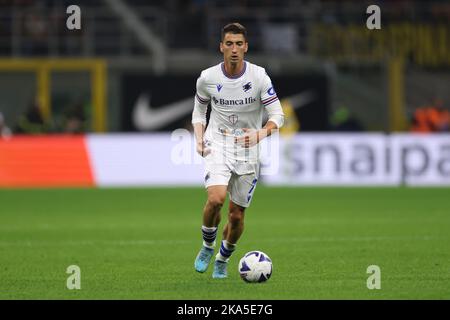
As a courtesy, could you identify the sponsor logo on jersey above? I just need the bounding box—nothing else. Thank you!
[243,82,252,92]
[212,96,257,106]
[267,86,276,96]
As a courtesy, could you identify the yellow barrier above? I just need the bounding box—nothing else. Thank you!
[0,58,107,132]
[388,58,407,132]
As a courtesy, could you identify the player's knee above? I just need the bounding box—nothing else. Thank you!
[207,195,225,210]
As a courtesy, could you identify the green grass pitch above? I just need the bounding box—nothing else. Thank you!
[0,187,449,299]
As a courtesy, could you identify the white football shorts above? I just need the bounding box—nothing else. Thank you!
[204,154,260,208]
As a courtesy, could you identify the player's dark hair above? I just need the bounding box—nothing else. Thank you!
[221,23,247,41]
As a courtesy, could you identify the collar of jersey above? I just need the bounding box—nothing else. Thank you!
[221,61,247,79]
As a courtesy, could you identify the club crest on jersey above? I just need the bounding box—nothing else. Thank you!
[229,114,238,125]
[216,84,223,92]
[243,82,252,92]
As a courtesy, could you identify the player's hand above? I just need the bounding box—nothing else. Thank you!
[196,140,211,157]
[235,128,262,148]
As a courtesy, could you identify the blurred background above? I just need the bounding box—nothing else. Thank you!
[0,0,449,187]
[1,1,449,301]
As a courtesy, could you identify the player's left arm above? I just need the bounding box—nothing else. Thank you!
[236,115,283,148]
[259,100,284,139]
[236,71,284,148]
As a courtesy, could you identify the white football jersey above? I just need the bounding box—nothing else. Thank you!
[194,60,282,162]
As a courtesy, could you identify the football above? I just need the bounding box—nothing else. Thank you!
[238,251,273,283]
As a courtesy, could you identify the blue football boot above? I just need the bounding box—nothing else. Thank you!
[212,260,228,279]
[194,246,214,273]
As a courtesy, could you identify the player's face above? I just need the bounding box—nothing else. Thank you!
[220,33,248,66]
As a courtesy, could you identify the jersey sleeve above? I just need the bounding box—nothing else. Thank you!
[260,70,279,107]
[260,69,284,128]
[195,72,210,106]
[192,71,210,125]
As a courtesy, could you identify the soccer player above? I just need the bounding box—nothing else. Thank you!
[192,23,284,278]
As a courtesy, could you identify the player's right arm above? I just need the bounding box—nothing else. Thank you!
[193,123,210,157]
[192,72,211,157]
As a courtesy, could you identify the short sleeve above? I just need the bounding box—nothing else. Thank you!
[195,72,211,105]
[260,70,279,107]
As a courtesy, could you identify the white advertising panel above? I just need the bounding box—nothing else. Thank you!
[391,134,450,186]
[263,134,395,185]
[263,133,450,186]
[86,133,204,186]
[85,133,450,186]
